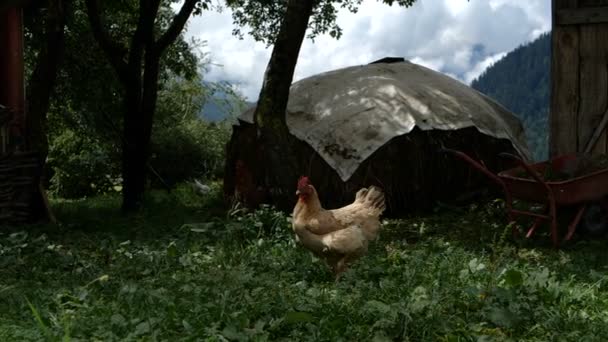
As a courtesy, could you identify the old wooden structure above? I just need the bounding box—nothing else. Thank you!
[0,3,52,224]
[225,60,530,216]
[551,0,608,156]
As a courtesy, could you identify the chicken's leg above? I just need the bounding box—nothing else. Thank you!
[333,257,349,282]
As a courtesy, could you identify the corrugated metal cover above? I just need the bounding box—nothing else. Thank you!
[239,60,531,181]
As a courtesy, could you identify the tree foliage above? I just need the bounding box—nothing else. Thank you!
[46,70,241,198]
[227,0,416,45]
[21,0,243,199]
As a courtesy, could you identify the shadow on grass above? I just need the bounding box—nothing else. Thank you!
[5,185,229,243]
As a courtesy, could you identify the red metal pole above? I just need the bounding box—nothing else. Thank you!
[0,6,26,152]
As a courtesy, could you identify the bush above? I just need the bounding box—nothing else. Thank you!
[47,129,121,199]
[149,118,231,187]
[45,73,241,199]
[47,118,232,198]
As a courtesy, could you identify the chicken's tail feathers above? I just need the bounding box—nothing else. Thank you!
[355,185,386,214]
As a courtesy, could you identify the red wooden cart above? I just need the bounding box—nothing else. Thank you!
[442,148,608,247]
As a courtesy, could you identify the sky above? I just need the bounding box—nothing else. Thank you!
[183,0,551,101]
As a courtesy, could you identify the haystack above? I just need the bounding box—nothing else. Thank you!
[224,58,531,216]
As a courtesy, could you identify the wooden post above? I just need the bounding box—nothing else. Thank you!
[550,0,580,157]
[0,6,26,152]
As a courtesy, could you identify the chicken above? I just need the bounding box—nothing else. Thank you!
[292,176,386,280]
[192,179,211,195]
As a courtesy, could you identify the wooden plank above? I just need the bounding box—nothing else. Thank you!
[577,25,608,155]
[567,0,580,8]
[556,6,608,25]
[553,0,579,22]
[579,0,608,7]
[550,26,580,156]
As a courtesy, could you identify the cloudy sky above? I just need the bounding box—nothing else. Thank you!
[183,0,551,101]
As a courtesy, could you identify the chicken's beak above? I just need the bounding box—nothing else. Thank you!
[295,189,301,196]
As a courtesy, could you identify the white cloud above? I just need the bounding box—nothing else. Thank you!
[184,0,551,101]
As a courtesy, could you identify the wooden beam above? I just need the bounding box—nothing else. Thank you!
[579,0,608,7]
[550,26,580,156]
[577,25,608,155]
[556,6,608,25]
[0,7,25,151]
[566,0,579,8]
[554,0,579,10]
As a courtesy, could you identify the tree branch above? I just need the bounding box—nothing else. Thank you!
[141,0,162,45]
[131,0,162,58]
[84,0,129,81]
[154,0,199,53]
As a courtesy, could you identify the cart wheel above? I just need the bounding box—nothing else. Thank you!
[578,203,608,237]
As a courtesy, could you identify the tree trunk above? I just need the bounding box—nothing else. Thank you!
[26,0,69,162]
[252,0,315,207]
[253,0,314,131]
[24,0,69,221]
[121,82,143,212]
[121,52,160,213]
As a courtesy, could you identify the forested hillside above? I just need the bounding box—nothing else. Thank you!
[471,32,550,161]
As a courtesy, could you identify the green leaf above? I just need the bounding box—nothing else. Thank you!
[468,258,486,272]
[134,321,151,336]
[365,300,392,314]
[504,269,524,287]
[222,325,248,340]
[487,307,519,328]
[111,314,126,327]
[166,241,178,258]
[182,222,215,233]
[182,319,193,332]
[372,331,392,342]
[284,311,315,323]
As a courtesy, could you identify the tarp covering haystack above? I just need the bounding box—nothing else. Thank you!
[224,58,531,216]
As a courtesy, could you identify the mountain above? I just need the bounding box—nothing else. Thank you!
[471,32,551,161]
[200,97,254,122]
[198,82,253,122]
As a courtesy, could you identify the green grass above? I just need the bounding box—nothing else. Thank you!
[1,184,608,341]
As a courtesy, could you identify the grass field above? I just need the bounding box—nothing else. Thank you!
[1,184,608,341]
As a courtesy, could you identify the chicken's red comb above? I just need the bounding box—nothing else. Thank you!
[297,176,310,188]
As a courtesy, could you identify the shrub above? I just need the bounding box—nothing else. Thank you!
[47,129,121,199]
[149,118,231,187]
[45,74,241,198]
